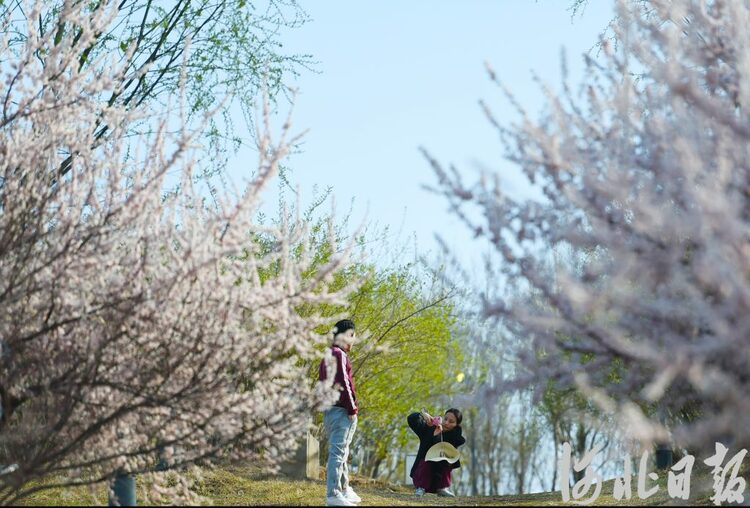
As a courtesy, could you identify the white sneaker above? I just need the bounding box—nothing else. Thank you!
[437,487,456,497]
[326,492,356,506]
[415,487,426,497]
[344,486,361,503]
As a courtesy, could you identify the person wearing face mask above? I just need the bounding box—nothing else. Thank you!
[319,319,361,507]
[407,408,465,497]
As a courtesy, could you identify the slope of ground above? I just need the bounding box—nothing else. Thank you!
[15,462,740,506]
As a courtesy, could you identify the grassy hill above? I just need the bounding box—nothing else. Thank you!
[14,462,738,506]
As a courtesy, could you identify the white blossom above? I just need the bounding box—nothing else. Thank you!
[431,0,750,453]
[0,1,350,503]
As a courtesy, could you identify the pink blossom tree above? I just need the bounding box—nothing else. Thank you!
[428,0,750,454]
[0,1,349,504]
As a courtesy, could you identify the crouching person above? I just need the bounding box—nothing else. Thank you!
[407,408,465,497]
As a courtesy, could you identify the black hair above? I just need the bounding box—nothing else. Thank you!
[333,319,355,336]
[445,408,462,426]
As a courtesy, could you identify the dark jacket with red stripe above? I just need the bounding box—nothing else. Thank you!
[319,345,358,416]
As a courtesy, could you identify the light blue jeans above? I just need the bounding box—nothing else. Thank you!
[324,407,357,497]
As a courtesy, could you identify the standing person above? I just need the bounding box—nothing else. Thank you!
[319,319,361,507]
[407,408,465,497]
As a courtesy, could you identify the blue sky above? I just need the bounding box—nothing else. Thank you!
[228,1,614,273]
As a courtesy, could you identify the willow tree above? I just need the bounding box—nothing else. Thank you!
[346,262,461,479]
[286,210,463,481]
[0,0,312,180]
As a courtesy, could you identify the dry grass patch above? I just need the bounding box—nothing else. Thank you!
[13,461,747,506]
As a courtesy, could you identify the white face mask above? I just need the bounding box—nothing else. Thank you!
[334,329,356,347]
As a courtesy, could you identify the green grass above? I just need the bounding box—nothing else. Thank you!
[12,463,743,506]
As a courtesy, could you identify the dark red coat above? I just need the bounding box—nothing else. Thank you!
[319,345,358,416]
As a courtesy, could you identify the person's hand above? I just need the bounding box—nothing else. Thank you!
[420,408,433,425]
[433,424,443,436]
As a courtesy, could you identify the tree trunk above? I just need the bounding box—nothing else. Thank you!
[370,456,384,479]
[551,425,559,492]
[469,413,479,496]
[572,424,588,483]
